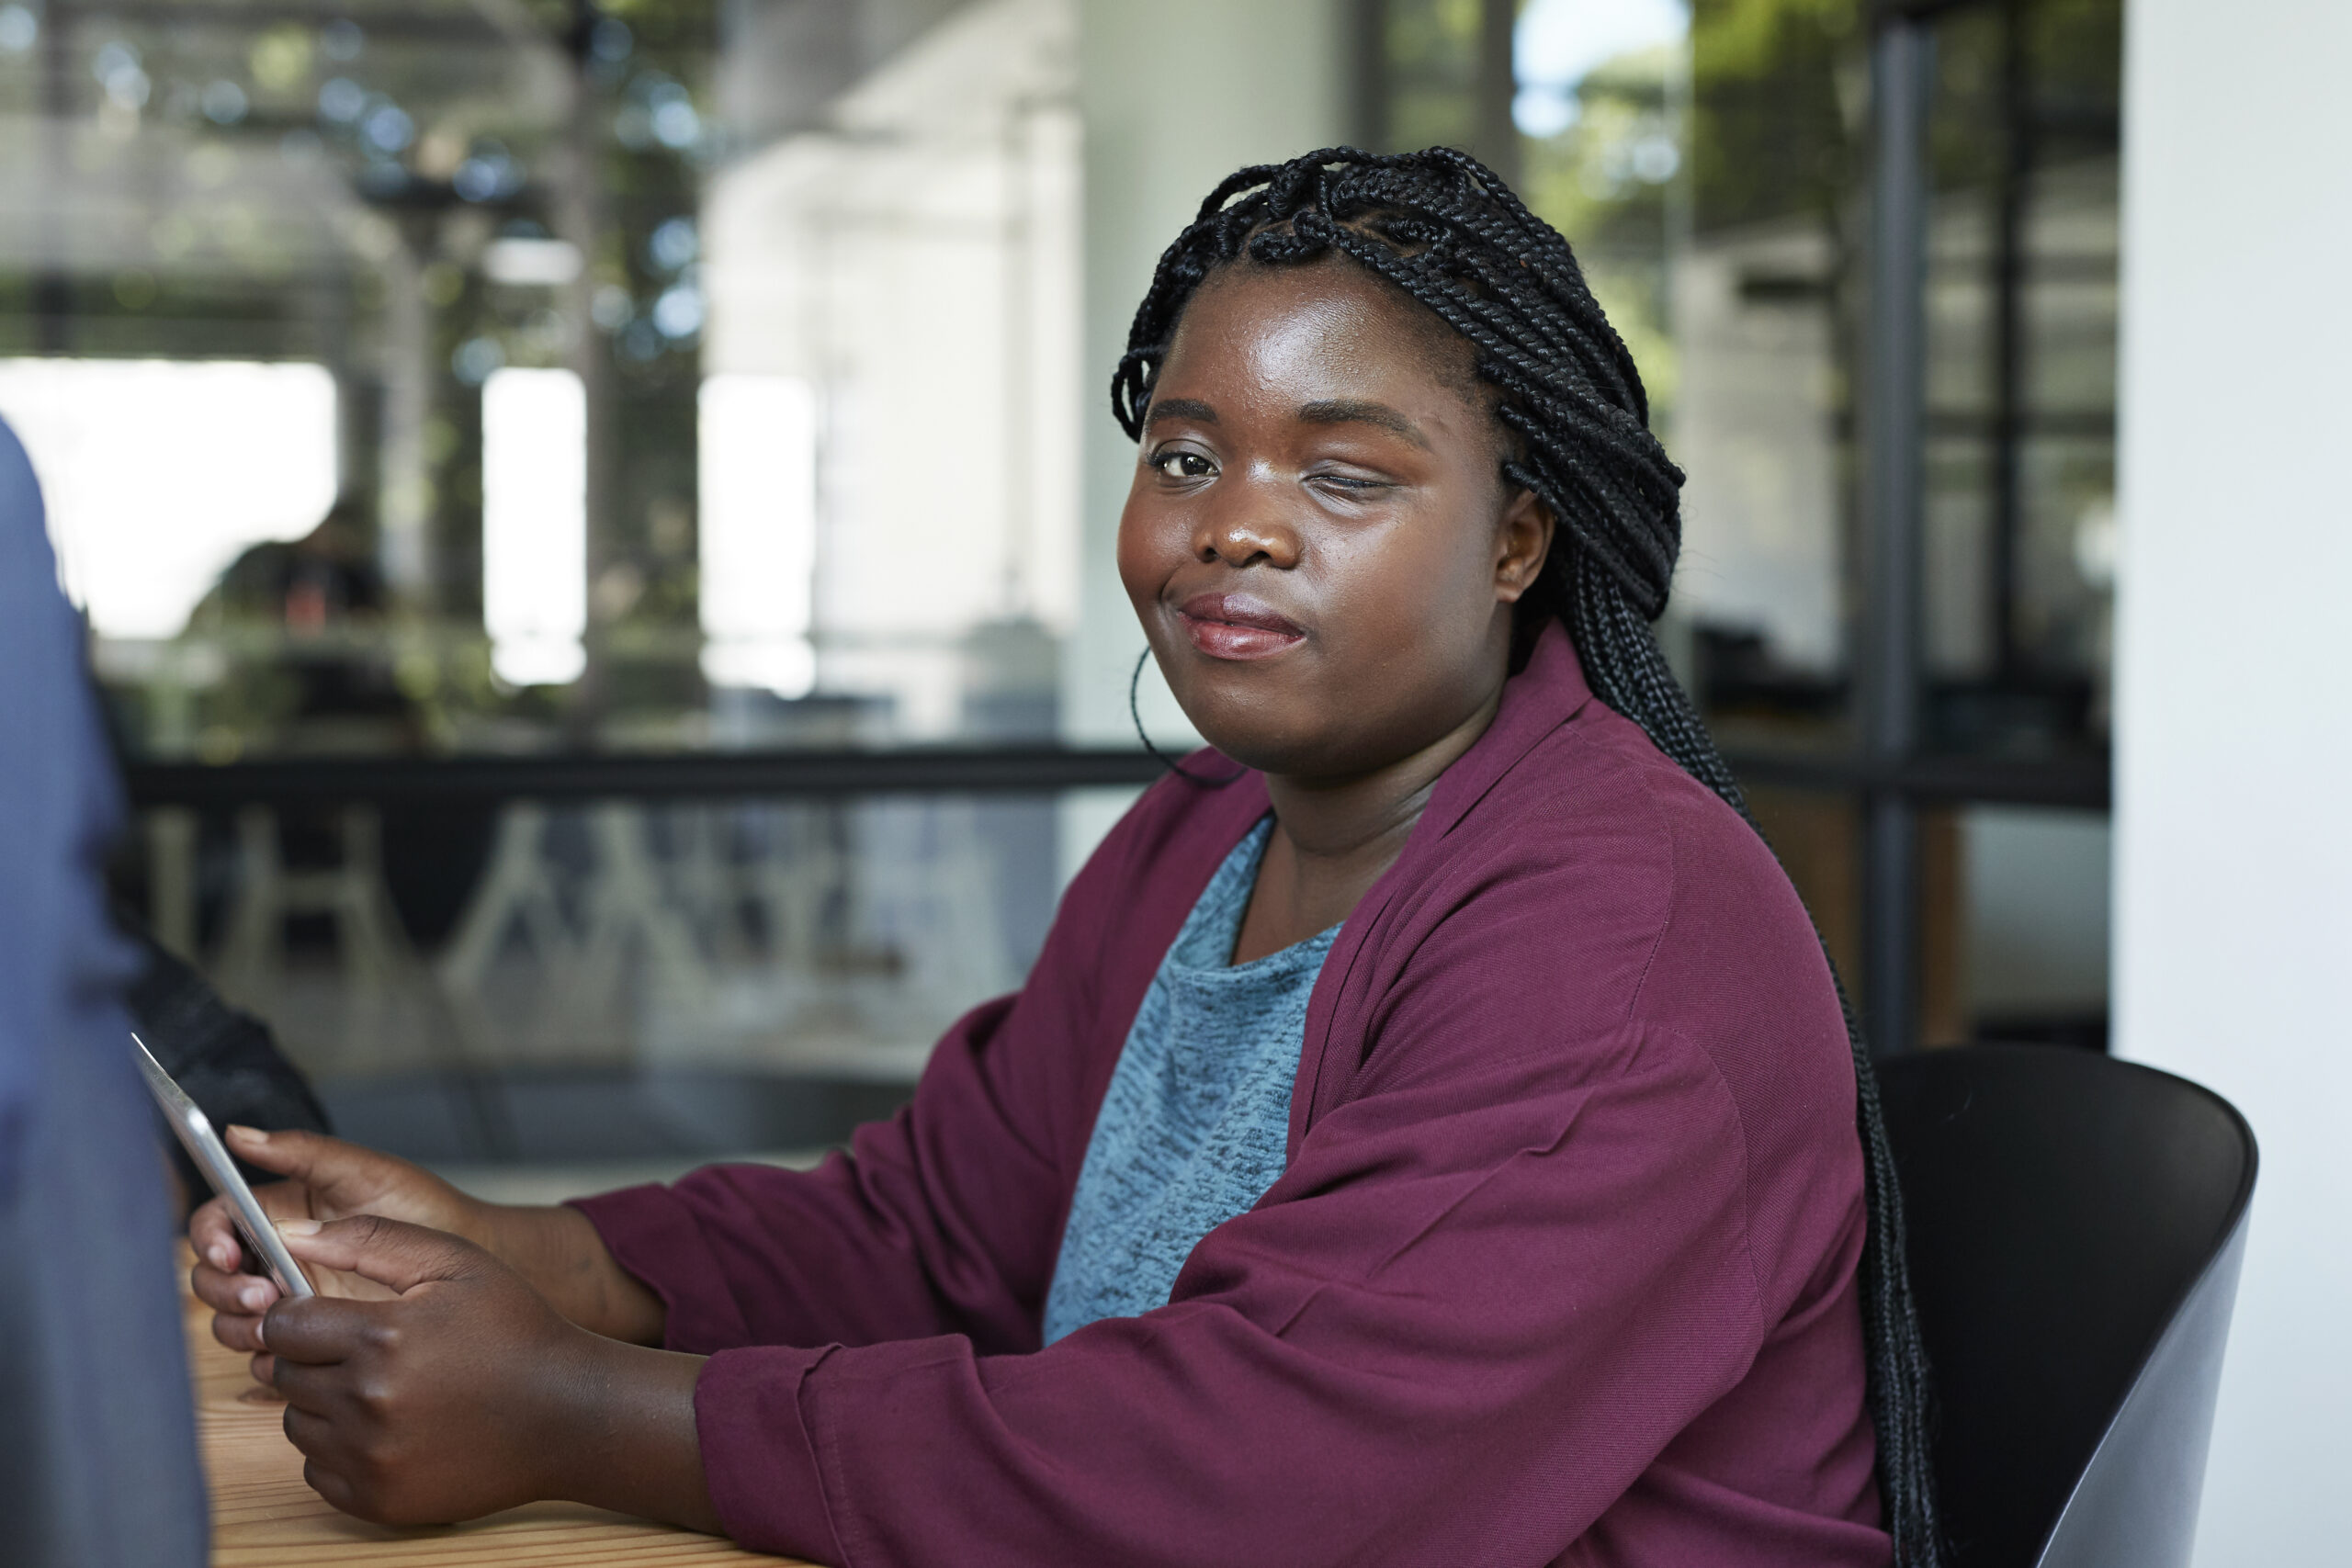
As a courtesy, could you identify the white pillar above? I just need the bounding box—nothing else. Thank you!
[2113,2,2352,1560]
[1062,0,1348,872]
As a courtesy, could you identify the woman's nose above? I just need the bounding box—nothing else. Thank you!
[1192,485,1301,570]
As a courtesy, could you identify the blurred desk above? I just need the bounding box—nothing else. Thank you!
[182,1248,798,1565]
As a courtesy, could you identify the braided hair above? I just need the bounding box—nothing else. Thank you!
[1114,146,1943,1567]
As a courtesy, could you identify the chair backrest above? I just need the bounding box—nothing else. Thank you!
[1872,1045,2256,1568]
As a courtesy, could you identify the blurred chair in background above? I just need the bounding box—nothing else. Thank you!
[213,801,417,1070]
[0,419,207,1563]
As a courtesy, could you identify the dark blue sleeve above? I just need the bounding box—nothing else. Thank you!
[0,418,209,1566]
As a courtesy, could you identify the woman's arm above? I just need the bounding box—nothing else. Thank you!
[250,1024,1828,1562]
[669,1032,1793,1567]
[565,984,1080,1357]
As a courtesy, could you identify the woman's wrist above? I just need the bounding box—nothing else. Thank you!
[479,1201,668,1345]
[444,1189,509,1256]
[537,1328,720,1532]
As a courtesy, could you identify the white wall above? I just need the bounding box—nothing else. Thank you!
[703,0,1082,735]
[1060,0,1348,873]
[2113,1,2352,1559]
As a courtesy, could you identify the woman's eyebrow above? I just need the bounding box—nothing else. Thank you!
[1296,399,1430,449]
[1143,398,1218,429]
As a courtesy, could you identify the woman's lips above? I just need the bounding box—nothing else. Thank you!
[1175,592,1306,660]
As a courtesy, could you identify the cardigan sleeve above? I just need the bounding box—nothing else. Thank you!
[678,1023,1843,1568]
[567,991,1055,1356]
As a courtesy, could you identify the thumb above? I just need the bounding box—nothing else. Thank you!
[276,1214,484,1295]
[223,1125,363,1187]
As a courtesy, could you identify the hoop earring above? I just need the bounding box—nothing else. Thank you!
[1128,647,1230,788]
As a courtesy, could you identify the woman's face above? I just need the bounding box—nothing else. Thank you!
[1117,257,1552,782]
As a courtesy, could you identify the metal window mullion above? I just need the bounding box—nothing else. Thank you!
[1351,0,1392,151]
[1991,0,2031,681]
[1476,0,1521,187]
[1860,15,1934,1056]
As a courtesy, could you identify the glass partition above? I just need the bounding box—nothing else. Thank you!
[6,0,2126,1133]
[125,783,1069,1163]
[0,0,1095,1165]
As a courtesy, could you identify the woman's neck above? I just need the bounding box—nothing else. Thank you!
[1231,685,1505,964]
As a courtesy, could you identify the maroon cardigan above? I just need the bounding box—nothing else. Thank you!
[572,626,1887,1566]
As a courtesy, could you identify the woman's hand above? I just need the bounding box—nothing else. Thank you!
[191,1127,669,1376]
[262,1215,718,1531]
[189,1127,491,1378]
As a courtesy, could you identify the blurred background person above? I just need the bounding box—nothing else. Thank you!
[186,496,422,756]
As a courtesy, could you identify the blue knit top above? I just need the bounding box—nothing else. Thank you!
[1041,818,1339,1345]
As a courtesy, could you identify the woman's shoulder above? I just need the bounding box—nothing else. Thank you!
[1347,700,1862,1256]
[1388,698,1849,1081]
[1419,702,1796,942]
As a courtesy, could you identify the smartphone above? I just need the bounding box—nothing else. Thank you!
[133,1032,315,1301]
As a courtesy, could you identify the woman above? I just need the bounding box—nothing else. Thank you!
[194,148,1939,1567]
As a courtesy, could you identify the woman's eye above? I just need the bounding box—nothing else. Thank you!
[1150,450,1214,479]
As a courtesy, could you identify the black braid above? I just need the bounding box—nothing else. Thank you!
[1114,146,1944,1567]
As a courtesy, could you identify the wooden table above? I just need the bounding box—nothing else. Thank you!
[184,1251,805,1565]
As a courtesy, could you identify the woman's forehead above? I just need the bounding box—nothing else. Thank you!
[1164,257,1482,408]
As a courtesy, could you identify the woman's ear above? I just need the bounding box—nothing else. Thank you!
[1493,488,1555,604]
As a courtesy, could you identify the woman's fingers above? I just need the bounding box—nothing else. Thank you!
[270,1352,348,1413]
[224,1127,473,1238]
[276,1214,484,1295]
[262,1218,485,1367]
[281,1402,339,1461]
[260,1292,372,1365]
[222,1124,342,1183]
[187,1195,249,1274]
[187,1179,312,1273]
[300,1457,358,1518]
[247,1224,628,1529]
[190,1254,279,1316]
[210,1303,270,1355]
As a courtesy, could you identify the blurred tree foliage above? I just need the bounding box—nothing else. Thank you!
[1517,44,1684,418]
[1687,0,1864,235]
[1381,0,1485,153]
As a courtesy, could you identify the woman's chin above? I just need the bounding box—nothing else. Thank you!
[1174,712,1311,777]
[1167,664,1428,781]
[1182,712,1375,783]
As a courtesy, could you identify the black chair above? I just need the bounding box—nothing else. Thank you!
[1873,1044,2256,1568]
